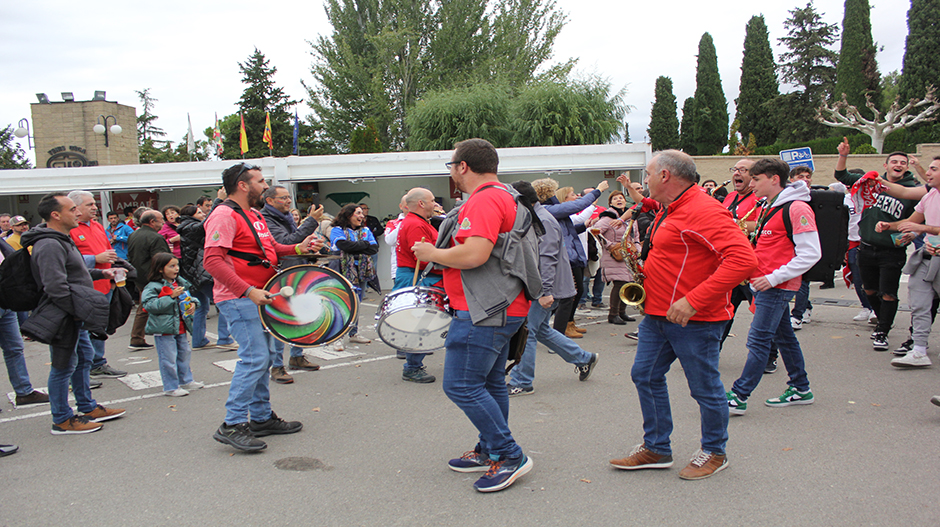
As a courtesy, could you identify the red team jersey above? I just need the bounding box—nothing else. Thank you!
[751,201,817,291]
[71,221,114,295]
[205,206,282,302]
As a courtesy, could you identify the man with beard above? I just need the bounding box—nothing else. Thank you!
[204,164,323,452]
[835,138,922,351]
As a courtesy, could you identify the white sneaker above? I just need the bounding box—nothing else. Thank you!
[791,317,802,330]
[164,388,190,397]
[802,311,812,324]
[868,313,878,326]
[349,334,371,344]
[333,339,345,351]
[181,381,204,390]
[891,352,931,368]
[853,309,873,322]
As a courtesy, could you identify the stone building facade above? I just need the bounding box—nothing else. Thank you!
[30,98,138,168]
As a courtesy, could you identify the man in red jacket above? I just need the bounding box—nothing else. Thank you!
[609,150,757,480]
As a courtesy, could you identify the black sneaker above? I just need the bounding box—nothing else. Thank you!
[625,331,639,341]
[89,364,127,378]
[763,359,777,374]
[448,446,491,473]
[213,422,267,452]
[15,390,49,406]
[894,338,914,356]
[248,412,303,437]
[872,332,889,351]
[89,379,103,389]
[402,367,436,383]
[127,342,154,351]
[577,353,599,382]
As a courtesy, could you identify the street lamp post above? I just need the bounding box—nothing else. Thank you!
[93,115,122,147]
[13,118,33,149]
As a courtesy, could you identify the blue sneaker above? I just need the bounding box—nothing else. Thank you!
[473,454,533,493]
[448,447,490,473]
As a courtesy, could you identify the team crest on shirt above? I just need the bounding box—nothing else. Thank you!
[799,215,810,227]
[77,234,85,241]
[459,218,471,230]
[211,231,221,241]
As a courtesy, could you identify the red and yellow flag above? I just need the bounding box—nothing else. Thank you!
[262,112,273,150]
[239,113,248,154]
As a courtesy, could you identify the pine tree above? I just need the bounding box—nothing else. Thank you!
[692,33,728,155]
[679,97,696,154]
[835,0,881,118]
[735,15,779,147]
[0,126,31,169]
[221,48,298,159]
[648,76,679,151]
[898,0,940,102]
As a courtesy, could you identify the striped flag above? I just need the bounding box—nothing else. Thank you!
[213,113,223,157]
[262,112,273,151]
[239,113,248,154]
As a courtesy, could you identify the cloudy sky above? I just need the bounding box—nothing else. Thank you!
[1,0,912,163]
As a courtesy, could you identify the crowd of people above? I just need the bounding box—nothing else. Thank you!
[3,140,939,494]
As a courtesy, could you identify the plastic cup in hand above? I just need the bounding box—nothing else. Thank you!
[114,268,127,287]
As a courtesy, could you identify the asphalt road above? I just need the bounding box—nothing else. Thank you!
[2,283,939,526]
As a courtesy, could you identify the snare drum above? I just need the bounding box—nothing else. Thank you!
[260,265,358,347]
[375,286,452,352]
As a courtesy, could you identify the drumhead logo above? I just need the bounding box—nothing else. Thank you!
[459,218,471,230]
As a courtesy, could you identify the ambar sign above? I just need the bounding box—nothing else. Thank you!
[112,191,158,212]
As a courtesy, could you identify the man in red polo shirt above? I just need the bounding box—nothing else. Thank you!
[204,163,323,453]
[68,190,127,379]
[609,150,756,480]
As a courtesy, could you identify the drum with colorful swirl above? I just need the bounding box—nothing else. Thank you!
[259,265,358,347]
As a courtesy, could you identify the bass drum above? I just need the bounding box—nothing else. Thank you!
[259,265,358,347]
[375,286,452,353]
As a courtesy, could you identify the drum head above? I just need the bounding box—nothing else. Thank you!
[260,265,358,347]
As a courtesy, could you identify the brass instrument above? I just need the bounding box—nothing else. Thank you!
[709,179,732,196]
[736,199,763,240]
[618,216,646,313]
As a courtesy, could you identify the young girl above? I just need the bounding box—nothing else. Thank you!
[141,252,204,397]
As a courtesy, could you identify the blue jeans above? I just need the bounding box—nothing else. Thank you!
[790,277,811,320]
[442,310,525,460]
[90,288,114,368]
[1,308,33,396]
[218,298,276,425]
[509,299,592,388]
[581,267,604,304]
[732,288,810,399]
[272,338,305,368]
[48,330,97,424]
[154,334,194,391]
[631,316,728,456]
[847,245,871,309]
[192,281,233,347]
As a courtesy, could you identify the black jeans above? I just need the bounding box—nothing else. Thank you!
[858,244,907,334]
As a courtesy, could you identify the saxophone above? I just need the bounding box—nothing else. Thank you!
[618,216,646,313]
[736,199,763,239]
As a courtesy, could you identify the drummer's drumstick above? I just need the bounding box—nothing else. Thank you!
[265,285,295,300]
[413,237,426,287]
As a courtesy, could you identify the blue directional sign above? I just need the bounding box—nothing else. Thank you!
[779,147,814,172]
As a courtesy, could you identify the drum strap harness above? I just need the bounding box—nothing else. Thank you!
[220,200,273,269]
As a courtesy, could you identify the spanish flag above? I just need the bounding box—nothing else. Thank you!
[262,112,273,150]
[239,113,248,154]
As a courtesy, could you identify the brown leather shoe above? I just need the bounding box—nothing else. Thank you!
[288,356,320,371]
[678,450,728,480]
[564,325,583,339]
[610,444,674,470]
[270,366,294,384]
[567,321,587,334]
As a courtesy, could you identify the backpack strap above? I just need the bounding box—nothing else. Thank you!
[220,200,272,268]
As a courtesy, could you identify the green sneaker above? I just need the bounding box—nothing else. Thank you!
[765,386,814,408]
[726,391,747,415]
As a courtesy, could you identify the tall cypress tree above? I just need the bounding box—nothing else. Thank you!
[735,15,779,147]
[679,97,696,155]
[835,0,881,117]
[648,76,679,151]
[692,33,729,155]
[898,0,940,102]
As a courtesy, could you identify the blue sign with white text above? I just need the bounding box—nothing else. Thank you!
[779,147,814,172]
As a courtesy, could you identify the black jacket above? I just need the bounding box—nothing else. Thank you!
[260,204,319,268]
[177,215,212,287]
[127,225,170,288]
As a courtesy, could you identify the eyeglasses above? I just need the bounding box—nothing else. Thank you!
[729,167,749,174]
[445,161,461,170]
[274,195,292,202]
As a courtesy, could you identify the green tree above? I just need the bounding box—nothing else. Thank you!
[735,15,779,147]
[880,70,901,111]
[406,83,513,150]
[679,97,696,154]
[834,0,881,119]
[0,126,31,169]
[771,1,839,143]
[899,0,940,102]
[221,48,298,159]
[509,77,626,147]
[692,33,728,155]
[647,76,679,151]
[135,88,166,144]
[308,0,568,152]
